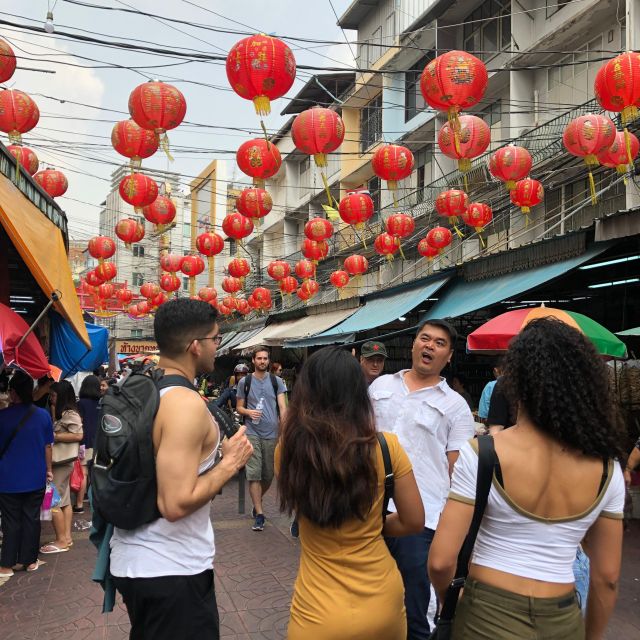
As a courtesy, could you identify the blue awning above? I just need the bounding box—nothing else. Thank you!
[426,243,610,320]
[284,274,450,348]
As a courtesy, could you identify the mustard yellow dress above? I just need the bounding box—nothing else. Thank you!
[277,432,412,640]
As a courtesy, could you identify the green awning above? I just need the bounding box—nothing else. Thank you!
[426,244,610,320]
[617,327,640,336]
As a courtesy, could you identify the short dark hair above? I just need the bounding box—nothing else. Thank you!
[79,374,101,400]
[154,298,219,358]
[9,370,34,404]
[252,346,270,360]
[416,318,458,347]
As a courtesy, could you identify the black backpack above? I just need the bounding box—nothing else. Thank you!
[91,369,198,530]
[243,373,281,418]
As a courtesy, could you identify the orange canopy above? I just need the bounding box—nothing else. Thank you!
[0,174,90,348]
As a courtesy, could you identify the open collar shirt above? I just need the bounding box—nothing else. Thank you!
[369,370,475,530]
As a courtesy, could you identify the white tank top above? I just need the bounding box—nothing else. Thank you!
[110,387,220,578]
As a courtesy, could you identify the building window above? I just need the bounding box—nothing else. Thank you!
[299,156,311,196]
[414,148,433,203]
[463,0,511,62]
[546,0,573,18]
[361,93,383,153]
[133,244,145,257]
[183,222,191,238]
[228,239,237,256]
[132,272,144,286]
[368,176,381,224]
[182,277,189,291]
[547,37,602,92]
[130,329,142,338]
[405,54,434,122]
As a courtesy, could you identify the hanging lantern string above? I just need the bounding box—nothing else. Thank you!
[259,118,270,145]
[157,132,174,162]
[398,242,406,260]
[476,229,486,248]
[624,127,634,165]
[447,108,462,155]
[587,171,597,206]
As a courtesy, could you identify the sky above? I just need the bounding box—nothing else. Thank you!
[0,0,359,244]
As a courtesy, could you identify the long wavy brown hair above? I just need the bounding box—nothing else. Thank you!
[277,347,378,528]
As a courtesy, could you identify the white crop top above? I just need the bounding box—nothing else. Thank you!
[449,440,625,583]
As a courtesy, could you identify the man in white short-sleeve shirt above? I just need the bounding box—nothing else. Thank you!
[369,319,474,640]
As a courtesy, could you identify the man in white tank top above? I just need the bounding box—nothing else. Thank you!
[110,299,253,640]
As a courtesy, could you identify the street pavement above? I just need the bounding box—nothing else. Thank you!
[1,477,638,639]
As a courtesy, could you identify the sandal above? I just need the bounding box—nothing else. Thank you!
[39,543,69,554]
[26,560,43,572]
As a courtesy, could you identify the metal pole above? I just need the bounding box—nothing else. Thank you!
[15,290,60,350]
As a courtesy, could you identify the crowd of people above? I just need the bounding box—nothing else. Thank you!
[0,296,637,640]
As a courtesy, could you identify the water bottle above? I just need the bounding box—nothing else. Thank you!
[252,396,264,424]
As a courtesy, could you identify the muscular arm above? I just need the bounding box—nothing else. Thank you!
[277,393,287,422]
[156,392,252,522]
[236,397,261,422]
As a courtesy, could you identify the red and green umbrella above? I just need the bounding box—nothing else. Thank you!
[467,306,627,359]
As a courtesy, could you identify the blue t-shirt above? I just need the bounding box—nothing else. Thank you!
[236,373,286,439]
[477,380,497,419]
[0,404,54,493]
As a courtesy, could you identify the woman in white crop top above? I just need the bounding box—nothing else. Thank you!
[429,318,626,640]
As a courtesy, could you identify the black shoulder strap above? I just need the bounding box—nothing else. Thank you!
[376,432,394,524]
[243,373,252,399]
[157,374,198,393]
[439,435,496,622]
[0,406,36,461]
[270,373,281,418]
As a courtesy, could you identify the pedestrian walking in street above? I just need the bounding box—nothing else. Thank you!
[0,371,53,575]
[429,317,626,639]
[109,299,253,640]
[360,340,388,386]
[369,319,475,639]
[277,347,424,639]
[40,380,83,554]
[236,346,287,532]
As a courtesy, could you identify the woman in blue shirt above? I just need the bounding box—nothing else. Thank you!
[0,371,54,576]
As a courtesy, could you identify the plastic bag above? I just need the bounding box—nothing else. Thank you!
[50,482,61,509]
[70,458,83,493]
[40,482,54,520]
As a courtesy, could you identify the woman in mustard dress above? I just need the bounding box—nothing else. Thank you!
[277,347,424,639]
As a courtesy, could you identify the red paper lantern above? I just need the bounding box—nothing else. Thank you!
[437,115,490,172]
[267,260,290,281]
[301,239,329,263]
[119,173,158,213]
[96,283,115,300]
[116,218,145,248]
[385,213,415,238]
[594,52,640,124]
[221,276,242,295]
[0,90,39,144]
[462,203,493,233]
[279,277,298,295]
[85,270,104,287]
[226,34,296,116]
[236,188,272,219]
[34,169,67,198]
[0,39,17,83]
[160,273,181,293]
[295,259,315,280]
[140,282,160,299]
[297,279,319,302]
[198,287,217,302]
[488,145,532,190]
[417,238,440,260]
[563,114,616,165]
[330,270,350,288]
[247,294,261,309]
[116,287,133,306]
[128,81,186,134]
[137,300,152,316]
[7,145,39,175]
[95,261,117,282]
[292,107,345,167]
[181,255,205,278]
[510,179,544,215]
[111,119,159,168]
[252,287,272,309]
[339,192,374,229]
[220,296,236,312]
[304,217,333,242]
[236,138,282,183]
[196,232,225,257]
[222,212,254,240]
[344,254,368,276]
[88,236,116,264]
[374,232,400,260]
[426,227,453,253]
[228,258,251,280]
[150,292,168,308]
[142,195,176,232]
[371,144,414,191]
[236,298,251,315]
[435,189,469,226]
[160,253,183,273]
[598,130,640,173]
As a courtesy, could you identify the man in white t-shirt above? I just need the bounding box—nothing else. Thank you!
[369,319,475,640]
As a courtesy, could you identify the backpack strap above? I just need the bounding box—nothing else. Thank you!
[0,406,36,461]
[439,435,496,622]
[376,432,394,524]
[270,373,281,418]
[243,373,281,418]
[157,374,198,393]
[243,373,252,400]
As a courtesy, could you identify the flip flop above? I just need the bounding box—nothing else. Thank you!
[0,570,13,578]
[39,543,69,554]
[26,560,43,572]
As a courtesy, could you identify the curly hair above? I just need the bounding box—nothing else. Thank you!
[502,317,625,459]
[277,347,378,528]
